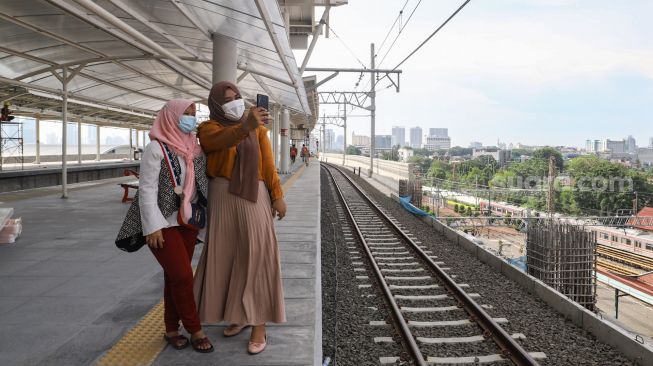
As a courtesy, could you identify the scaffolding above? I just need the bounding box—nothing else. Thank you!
[399,178,422,207]
[527,221,597,310]
[0,120,24,171]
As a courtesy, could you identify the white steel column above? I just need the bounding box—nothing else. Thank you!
[61,67,68,198]
[96,125,101,161]
[212,33,237,84]
[369,43,376,177]
[280,107,290,173]
[77,122,82,164]
[135,129,140,150]
[129,127,133,161]
[272,105,280,167]
[35,116,41,164]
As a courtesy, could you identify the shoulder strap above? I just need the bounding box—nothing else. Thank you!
[157,141,181,188]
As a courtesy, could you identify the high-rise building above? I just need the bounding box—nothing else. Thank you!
[604,139,626,153]
[586,139,606,152]
[374,135,392,150]
[409,127,422,148]
[20,118,36,143]
[335,135,344,150]
[638,147,653,166]
[429,128,448,137]
[424,128,450,150]
[325,129,335,151]
[424,136,451,150]
[351,131,370,147]
[391,126,405,147]
[87,124,96,144]
[649,137,653,148]
[627,135,637,154]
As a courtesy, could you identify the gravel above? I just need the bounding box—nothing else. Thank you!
[337,167,636,366]
[321,170,406,366]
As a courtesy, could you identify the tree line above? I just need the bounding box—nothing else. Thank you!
[406,147,653,216]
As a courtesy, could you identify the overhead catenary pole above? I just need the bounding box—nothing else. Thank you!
[342,105,347,166]
[77,121,82,164]
[129,127,133,161]
[61,67,68,198]
[369,43,375,177]
[35,115,41,164]
[96,125,101,161]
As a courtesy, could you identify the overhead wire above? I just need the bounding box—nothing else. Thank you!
[356,0,423,110]
[325,23,367,69]
[375,0,411,59]
[377,0,423,68]
[392,0,472,71]
[348,0,410,117]
[351,0,410,98]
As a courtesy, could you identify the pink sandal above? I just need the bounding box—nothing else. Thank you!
[247,334,267,355]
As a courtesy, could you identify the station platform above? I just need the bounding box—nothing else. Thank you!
[0,160,321,366]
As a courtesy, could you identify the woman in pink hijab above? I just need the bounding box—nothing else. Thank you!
[139,99,213,352]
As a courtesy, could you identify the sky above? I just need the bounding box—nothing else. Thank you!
[295,0,653,148]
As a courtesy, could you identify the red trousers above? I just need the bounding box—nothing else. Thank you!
[149,226,201,334]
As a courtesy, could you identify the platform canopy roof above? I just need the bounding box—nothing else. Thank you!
[0,0,326,128]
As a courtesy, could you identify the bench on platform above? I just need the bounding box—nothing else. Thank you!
[120,169,139,203]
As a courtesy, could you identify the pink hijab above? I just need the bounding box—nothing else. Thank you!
[149,99,202,224]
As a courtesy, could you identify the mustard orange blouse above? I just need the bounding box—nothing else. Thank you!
[197,120,283,201]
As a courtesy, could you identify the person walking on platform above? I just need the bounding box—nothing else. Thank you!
[116,99,214,353]
[290,144,297,164]
[300,144,309,166]
[194,81,287,355]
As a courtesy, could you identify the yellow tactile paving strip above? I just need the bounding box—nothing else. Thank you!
[96,165,306,366]
[96,301,166,366]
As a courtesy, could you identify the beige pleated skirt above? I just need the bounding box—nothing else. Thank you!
[193,177,286,325]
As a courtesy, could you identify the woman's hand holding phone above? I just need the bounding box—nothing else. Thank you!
[243,107,268,131]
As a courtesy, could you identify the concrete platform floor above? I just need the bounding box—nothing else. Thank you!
[0,159,320,366]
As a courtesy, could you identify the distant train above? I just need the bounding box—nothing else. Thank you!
[477,201,653,259]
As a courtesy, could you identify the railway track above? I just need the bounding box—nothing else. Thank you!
[596,258,642,276]
[323,163,545,365]
[597,245,653,272]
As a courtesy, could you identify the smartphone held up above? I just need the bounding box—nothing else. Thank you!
[256,94,270,124]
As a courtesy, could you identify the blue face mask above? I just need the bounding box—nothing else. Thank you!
[178,115,197,133]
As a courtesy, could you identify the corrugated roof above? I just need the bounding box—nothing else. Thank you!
[0,0,313,127]
[634,207,653,231]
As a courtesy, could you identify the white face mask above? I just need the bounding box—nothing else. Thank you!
[222,99,245,121]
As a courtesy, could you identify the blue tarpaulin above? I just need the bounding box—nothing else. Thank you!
[507,256,527,272]
[399,196,431,217]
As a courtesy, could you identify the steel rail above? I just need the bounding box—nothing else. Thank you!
[321,164,427,366]
[597,246,653,271]
[323,162,541,366]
